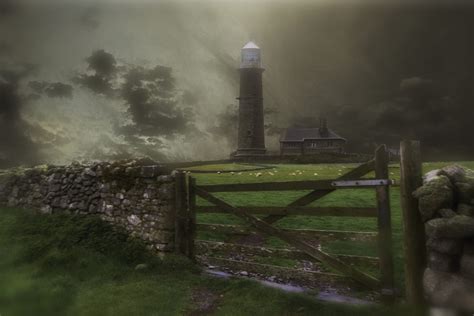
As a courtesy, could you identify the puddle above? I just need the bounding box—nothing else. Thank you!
[205,269,232,279]
[204,268,374,306]
[258,280,305,293]
[316,290,374,305]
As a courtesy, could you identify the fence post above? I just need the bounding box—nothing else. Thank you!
[400,140,426,306]
[186,176,197,260]
[174,171,187,255]
[375,145,395,301]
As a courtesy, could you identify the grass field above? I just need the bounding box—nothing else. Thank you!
[0,207,419,315]
[187,161,474,292]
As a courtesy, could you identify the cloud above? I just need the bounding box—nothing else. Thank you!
[73,50,117,96]
[28,81,73,99]
[120,64,190,135]
[0,64,43,168]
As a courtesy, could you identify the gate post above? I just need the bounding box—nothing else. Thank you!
[375,145,395,301]
[174,171,196,260]
[175,171,187,255]
[186,176,196,260]
[400,140,426,306]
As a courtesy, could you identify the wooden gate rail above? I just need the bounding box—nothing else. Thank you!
[197,223,378,242]
[196,178,385,192]
[195,206,378,217]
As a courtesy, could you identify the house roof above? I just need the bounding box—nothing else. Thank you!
[280,127,346,142]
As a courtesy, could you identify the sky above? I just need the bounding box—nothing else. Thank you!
[1,0,474,167]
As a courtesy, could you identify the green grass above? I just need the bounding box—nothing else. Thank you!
[0,207,422,316]
[191,161,474,292]
[184,163,269,172]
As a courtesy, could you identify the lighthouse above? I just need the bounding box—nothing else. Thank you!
[235,41,266,157]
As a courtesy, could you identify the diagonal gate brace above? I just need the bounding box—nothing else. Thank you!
[194,186,380,290]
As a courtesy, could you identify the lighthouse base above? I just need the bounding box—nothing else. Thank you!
[234,148,267,157]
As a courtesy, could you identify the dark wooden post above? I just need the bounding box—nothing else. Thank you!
[174,171,187,255]
[375,145,395,300]
[400,140,426,306]
[186,176,197,260]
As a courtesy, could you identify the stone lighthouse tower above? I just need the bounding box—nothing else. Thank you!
[235,41,266,157]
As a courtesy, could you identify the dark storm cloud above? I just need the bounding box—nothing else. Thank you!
[0,77,22,121]
[120,64,189,136]
[74,50,117,96]
[371,77,460,151]
[323,73,472,157]
[86,49,116,78]
[0,64,42,168]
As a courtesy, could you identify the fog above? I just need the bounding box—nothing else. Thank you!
[1,0,473,167]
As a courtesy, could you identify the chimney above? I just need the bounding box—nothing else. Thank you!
[320,117,329,137]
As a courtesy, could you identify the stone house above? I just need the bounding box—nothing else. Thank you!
[279,119,346,156]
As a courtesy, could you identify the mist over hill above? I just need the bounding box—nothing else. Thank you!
[1,0,473,167]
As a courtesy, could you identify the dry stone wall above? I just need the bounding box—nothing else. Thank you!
[414,165,474,312]
[0,161,177,253]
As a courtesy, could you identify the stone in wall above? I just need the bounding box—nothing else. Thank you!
[425,215,474,239]
[437,208,457,219]
[414,175,453,222]
[427,251,458,272]
[426,237,463,255]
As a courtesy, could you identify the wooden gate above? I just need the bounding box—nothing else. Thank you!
[175,145,395,298]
